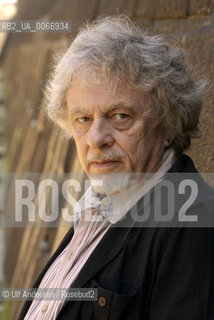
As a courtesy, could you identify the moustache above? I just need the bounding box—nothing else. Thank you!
[86,151,123,165]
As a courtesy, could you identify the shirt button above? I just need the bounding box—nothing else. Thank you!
[98,296,106,307]
[42,304,48,313]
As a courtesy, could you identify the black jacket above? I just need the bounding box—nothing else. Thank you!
[19,155,214,319]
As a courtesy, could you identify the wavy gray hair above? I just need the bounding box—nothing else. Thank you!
[45,15,206,155]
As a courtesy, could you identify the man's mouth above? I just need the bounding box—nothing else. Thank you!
[90,160,121,170]
[91,160,118,165]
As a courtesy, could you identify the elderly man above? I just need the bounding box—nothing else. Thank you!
[19,16,214,319]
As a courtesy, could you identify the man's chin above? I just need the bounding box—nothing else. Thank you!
[88,172,134,195]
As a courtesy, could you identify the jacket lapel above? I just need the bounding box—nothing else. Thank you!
[56,208,137,316]
[71,213,136,289]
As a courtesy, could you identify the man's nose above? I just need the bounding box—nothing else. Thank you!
[87,118,114,149]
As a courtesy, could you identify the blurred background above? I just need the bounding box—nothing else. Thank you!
[0,0,214,318]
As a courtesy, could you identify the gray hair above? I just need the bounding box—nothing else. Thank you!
[45,15,206,155]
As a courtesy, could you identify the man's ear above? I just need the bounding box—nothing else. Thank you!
[164,134,174,147]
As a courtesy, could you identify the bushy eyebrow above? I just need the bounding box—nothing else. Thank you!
[68,107,88,115]
[68,103,135,116]
[110,104,135,113]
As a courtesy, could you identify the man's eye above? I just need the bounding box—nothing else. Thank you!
[77,117,91,123]
[112,113,129,121]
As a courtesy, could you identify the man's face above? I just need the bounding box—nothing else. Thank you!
[65,73,167,177]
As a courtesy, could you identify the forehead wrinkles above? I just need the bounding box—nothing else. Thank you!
[68,68,146,99]
[65,70,154,119]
